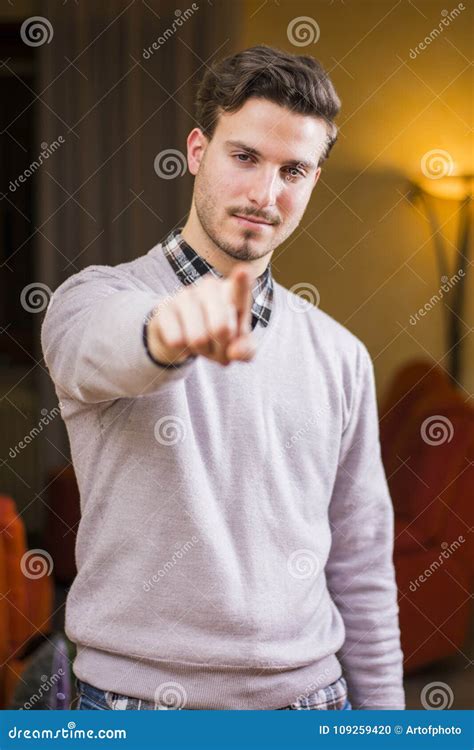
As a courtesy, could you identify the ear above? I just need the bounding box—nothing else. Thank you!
[186,128,209,176]
[313,166,322,188]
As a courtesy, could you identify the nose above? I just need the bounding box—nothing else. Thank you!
[246,166,279,210]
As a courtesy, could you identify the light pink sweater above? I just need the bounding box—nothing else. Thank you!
[41,239,405,709]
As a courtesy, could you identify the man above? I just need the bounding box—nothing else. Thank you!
[42,45,405,711]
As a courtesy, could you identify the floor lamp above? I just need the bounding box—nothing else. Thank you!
[408,175,473,386]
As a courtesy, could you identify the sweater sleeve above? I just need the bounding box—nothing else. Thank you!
[41,266,196,404]
[325,343,405,710]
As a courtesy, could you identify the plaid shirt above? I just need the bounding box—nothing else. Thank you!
[277,676,349,711]
[161,227,273,330]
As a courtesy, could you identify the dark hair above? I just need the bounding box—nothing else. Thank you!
[195,45,341,166]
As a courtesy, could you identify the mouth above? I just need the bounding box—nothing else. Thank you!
[233,214,273,228]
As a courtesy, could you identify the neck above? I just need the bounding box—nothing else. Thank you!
[181,204,272,279]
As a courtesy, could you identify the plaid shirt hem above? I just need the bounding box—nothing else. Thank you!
[277,675,348,710]
[77,675,348,711]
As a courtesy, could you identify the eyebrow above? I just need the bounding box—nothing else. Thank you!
[224,140,317,172]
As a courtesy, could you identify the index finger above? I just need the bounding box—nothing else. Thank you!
[230,264,253,335]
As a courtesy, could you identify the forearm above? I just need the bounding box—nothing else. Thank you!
[41,268,195,403]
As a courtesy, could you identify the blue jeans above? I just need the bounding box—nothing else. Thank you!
[76,677,352,711]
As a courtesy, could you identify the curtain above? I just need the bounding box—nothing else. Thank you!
[36,0,240,477]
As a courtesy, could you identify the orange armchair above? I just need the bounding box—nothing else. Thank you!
[380,360,474,673]
[0,495,54,708]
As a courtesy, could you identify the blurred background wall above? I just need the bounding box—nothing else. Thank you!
[0,0,472,711]
[241,0,473,400]
[1,0,472,528]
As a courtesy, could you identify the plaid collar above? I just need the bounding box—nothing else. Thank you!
[161,228,273,330]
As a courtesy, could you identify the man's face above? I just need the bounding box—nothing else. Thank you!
[188,97,329,262]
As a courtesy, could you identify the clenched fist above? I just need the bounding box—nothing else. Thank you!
[146,264,257,367]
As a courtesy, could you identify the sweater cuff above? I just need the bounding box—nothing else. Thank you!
[142,319,196,370]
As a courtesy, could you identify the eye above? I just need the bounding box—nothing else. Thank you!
[234,153,253,163]
[284,167,305,180]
